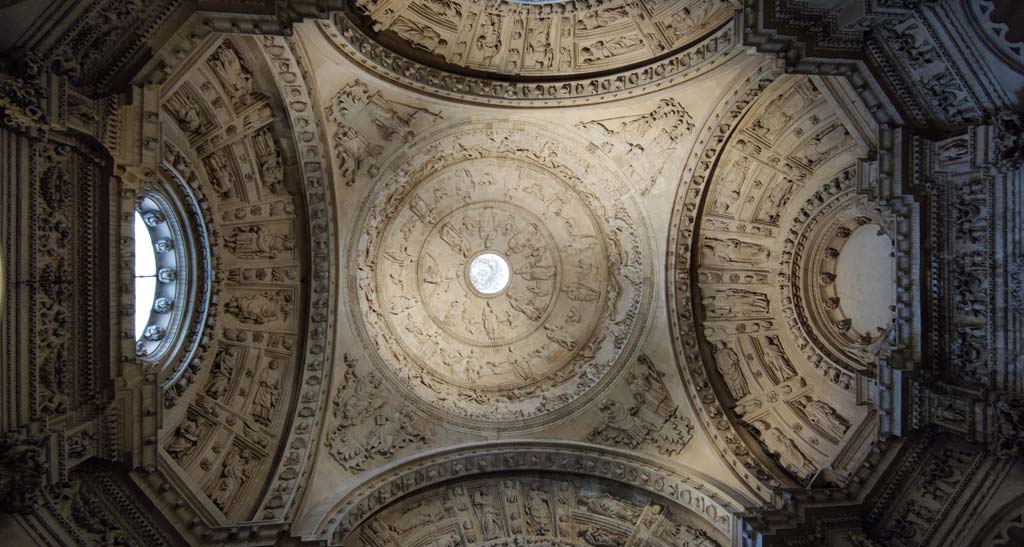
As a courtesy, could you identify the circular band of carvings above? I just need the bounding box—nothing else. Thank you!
[317,441,747,544]
[665,59,789,502]
[250,35,337,522]
[349,120,654,431]
[317,14,740,107]
[779,170,892,380]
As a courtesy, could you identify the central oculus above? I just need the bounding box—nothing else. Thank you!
[468,253,510,295]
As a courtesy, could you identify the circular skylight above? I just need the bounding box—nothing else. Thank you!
[468,253,510,295]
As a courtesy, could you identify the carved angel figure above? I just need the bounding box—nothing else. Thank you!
[223,225,294,259]
[225,291,292,325]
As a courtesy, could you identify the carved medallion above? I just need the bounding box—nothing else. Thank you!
[350,123,652,430]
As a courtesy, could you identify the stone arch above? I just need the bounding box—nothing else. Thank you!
[315,440,750,546]
[668,65,898,501]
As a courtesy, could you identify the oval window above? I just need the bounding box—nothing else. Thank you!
[134,211,158,340]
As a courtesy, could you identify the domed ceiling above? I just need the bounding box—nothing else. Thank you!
[350,121,653,429]
[343,0,734,79]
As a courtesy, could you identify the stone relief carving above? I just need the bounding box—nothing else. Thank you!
[327,79,442,187]
[340,474,725,547]
[224,225,295,259]
[207,445,256,510]
[349,0,733,79]
[225,290,293,325]
[349,121,652,429]
[588,355,693,455]
[320,12,738,107]
[207,40,262,111]
[577,98,694,195]
[326,355,428,472]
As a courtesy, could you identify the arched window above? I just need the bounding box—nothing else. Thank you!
[133,192,199,361]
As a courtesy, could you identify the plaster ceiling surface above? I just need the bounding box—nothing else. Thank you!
[343,0,735,79]
[148,8,897,542]
[288,19,767,540]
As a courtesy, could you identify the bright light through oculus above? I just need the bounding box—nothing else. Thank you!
[134,211,158,340]
[469,253,510,295]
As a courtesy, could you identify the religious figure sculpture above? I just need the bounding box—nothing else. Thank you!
[224,226,295,259]
[205,347,238,400]
[210,449,252,510]
[166,419,200,460]
[713,342,749,399]
[251,361,280,427]
[473,490,503,540]
[525,483,552,534]
[764,428,816,480]
[208,42,256,108]
[225,291,292,324]
[795,397,851,439]
[762,337,797,382]
[704,237,770,265]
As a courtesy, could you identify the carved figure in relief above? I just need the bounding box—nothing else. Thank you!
[224,225,294,259]
[205,150,237,199]
[760,337,797,381]
[665,0,717,39]
[251,360,280,427]
[166,418,200,460]
[577,7,628,31]
[801,124,851,168]
[166,92,208,135]
[712,342,748,399]
[581,493,643,522]
[205,346,239,400]
[475,15,502,65]
[564,282,600,302]
[473,490,503,540]
[704,237,770,265]
[225,291,292,324]
[795,397,851,439]
[525,483,552,534]
[391,18,447,53]
[208,42,256,108]
[254,128,284,194]
[591,398,657,448]
[764,428,816,480]
[210,448,252,510]
[702,289,769,318]
[580,35,644,64]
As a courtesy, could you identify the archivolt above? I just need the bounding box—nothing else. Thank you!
[315,440,752,545]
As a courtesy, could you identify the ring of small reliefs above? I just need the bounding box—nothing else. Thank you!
[415,201,562,347]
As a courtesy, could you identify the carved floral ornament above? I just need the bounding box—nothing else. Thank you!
[348,121,654,431]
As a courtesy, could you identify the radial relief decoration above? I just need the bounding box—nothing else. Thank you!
[351,123,652,429]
